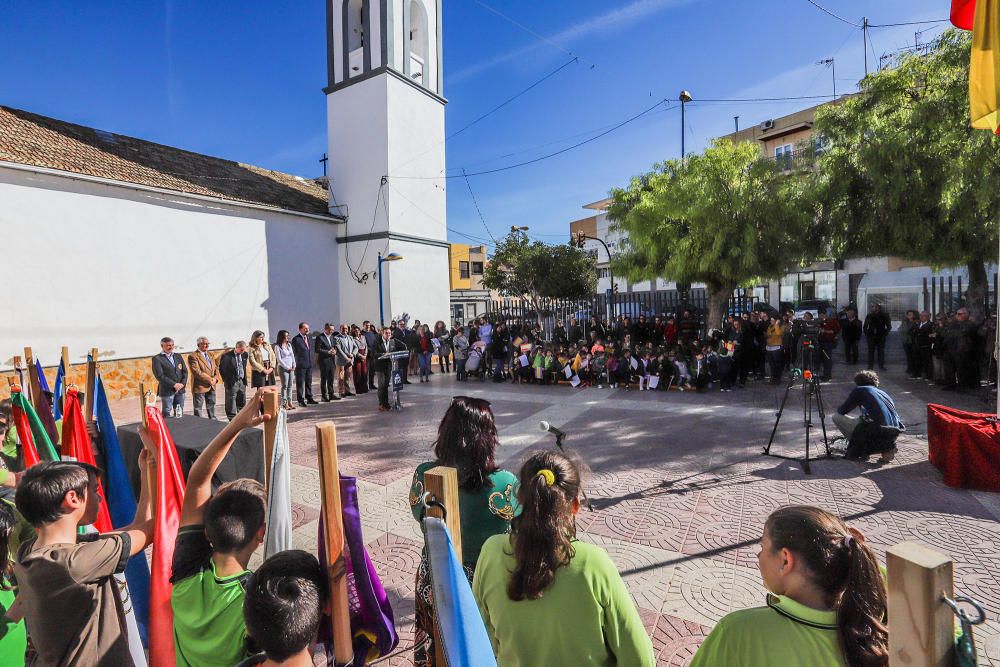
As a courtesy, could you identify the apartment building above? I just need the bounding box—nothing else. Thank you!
[448,243,490,323]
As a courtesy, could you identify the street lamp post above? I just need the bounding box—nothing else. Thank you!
[377,251,403,327]
[574,232,615,319]
[679,90,692,160]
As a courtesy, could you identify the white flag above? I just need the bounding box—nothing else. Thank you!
[264,409,294,558]
[115,573,148,667]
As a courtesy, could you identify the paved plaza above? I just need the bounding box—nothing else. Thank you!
[111,367,1000,665]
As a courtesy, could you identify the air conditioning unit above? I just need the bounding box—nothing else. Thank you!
[760,119,775,131]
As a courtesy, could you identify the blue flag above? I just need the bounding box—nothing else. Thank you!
[424,517,497,667]
[35,360,50,394]
[96,375,151,646]
[53,360,65,421]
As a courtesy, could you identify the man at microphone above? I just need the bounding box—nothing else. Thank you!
[373,326,404,412]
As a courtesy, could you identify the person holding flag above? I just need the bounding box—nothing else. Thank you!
[13,451,155,665]
[170,388,273,667]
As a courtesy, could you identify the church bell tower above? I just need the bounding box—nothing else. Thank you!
[326,0,449,326]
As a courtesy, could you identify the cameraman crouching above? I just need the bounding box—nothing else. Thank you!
[832,370,905,463]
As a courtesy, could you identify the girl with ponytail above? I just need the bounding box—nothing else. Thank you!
[472,451,654,666]
[690,505,889,667]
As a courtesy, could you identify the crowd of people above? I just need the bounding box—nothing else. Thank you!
[0,389,894,666]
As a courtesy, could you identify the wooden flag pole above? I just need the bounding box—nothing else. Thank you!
[61,346,71,414]
[316,421,353,665]
[887,541,954,667]
[423,466,463,666]
[23,347,40,405]
[139,382,149,428]
[84,348,98,422]
[424,466,463,563]
[261,391,281,490]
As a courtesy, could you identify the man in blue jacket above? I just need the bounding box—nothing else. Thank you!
[291,322,319,407]
[833,370,904,463]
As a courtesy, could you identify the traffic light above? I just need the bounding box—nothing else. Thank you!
[612,282,619,294]
[572,231,586,248]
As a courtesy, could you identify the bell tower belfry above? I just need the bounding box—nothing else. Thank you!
[326,0,450,326]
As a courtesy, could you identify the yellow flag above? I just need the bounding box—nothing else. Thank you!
[970,0,1000,132]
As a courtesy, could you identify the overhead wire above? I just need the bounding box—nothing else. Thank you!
[469,0,588,65]
[804,0,862,27]
[463,168,496,242]
[390,99,675,179]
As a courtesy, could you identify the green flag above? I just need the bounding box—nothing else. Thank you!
[11,391,59,462]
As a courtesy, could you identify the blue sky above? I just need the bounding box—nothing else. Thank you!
[1,0,948,246]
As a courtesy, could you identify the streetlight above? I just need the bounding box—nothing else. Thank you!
[377,251,403,327]
[511,225,529,235]
[817,58,836,98]
[679,90,692,161]
[573,231,616,319]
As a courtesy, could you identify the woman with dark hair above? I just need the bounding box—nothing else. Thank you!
[473,451,654,666]
[417,324,434,383]
[247,330,276,388]
[274,330,296,410]
[433,320,452,374]
[690,505,888,667]
[408,397,517,667]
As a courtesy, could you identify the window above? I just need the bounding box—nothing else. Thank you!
[774,143,793,170]
[813,133,830,156]
[408,0,428,85]
[459,261,470,279]
[471,261,484,275]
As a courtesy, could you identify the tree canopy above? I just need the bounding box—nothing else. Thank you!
[481,230,597,315]
[811,29,1000,310]
[608,138,816,328]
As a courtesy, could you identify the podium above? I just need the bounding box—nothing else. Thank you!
[379,350,410,410]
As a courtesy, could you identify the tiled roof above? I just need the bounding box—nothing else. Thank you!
[0,106,335,218]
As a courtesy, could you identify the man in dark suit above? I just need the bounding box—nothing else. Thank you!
[292,322,319,407]
[218,341,249,420]
[152,337,188,417]
[372,326,404,411]
[314,323,339,402]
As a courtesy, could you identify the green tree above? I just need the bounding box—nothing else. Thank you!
[812,30,1000,314]
[482,230,597,316]
[608,139,816,330]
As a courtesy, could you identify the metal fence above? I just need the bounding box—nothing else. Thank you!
[921,274,998,317]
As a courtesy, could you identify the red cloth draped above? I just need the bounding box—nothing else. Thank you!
[927,403,1000,491]
[145,406,186,667]
[10,391,42,468]
[952,0,977,29]
[61,390,113,533]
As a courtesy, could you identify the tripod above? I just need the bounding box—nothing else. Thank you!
[763,366,832,474]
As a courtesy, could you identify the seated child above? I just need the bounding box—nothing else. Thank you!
[172,390,273,667]
[637,353,652,391]
[238,550,330,667]
[15,455,154,666]
[605,352,620,389]
[646,353,661,391]
[673,355,692,391]
[591,351,609,388]
[717,344,736,391]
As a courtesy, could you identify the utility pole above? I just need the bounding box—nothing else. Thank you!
[862,17,869,76]
[679,90,692,161]
[734,116,740,133]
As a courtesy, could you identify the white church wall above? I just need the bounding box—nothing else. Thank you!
[383,241,450,325]
[385,76,446,239]
[328,75,390,230]
[0,166,340,370]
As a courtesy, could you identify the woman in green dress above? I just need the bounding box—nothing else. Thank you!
[408,396,517,667]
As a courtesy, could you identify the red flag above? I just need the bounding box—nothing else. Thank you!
[953,0,977,29]
[61,389,113,533]
[144,405,186,667]
[10,389,42,468]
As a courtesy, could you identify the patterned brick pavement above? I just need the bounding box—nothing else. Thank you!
[110,367,1000,665]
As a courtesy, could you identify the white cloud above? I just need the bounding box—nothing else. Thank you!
[449,0,698,84]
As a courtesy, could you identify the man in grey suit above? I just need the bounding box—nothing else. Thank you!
[151,336,188,417]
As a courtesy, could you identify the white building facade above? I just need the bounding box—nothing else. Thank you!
[326,0,450,326]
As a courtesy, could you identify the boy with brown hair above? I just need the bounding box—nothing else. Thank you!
[14,451,155,666]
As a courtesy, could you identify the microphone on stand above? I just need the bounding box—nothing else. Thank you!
[538,421,566,438]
